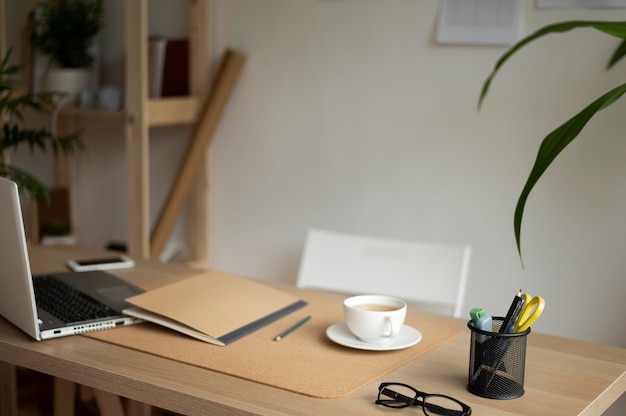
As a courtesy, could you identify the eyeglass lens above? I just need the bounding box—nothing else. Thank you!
[423,394,465,416]
[378,383,418,407]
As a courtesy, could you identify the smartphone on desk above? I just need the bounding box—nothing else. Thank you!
[67,255,135,272]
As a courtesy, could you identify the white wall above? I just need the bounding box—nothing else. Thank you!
[5,1,625,413]
[211,0,626,342]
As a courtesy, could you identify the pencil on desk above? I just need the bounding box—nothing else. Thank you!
[274,315,311,341]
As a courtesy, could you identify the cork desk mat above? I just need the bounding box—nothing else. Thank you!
[86,290,463,399]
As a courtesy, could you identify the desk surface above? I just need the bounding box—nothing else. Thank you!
[0,245,625,416]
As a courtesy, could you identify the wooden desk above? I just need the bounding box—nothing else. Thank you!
[1,245,625,416]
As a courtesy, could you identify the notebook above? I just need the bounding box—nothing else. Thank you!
[0,177,144,340]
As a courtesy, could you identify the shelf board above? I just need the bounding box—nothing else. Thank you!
[60,105,128,120]
[59,96,202,127]
[148,96,202,126]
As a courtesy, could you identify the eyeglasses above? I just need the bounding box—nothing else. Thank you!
[376,382,471,416]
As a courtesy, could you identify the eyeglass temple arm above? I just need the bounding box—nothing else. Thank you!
[379,386,429,407]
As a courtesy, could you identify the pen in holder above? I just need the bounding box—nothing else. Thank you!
[467,317,529,399]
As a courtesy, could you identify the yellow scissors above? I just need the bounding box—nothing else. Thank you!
[513,293,545,332]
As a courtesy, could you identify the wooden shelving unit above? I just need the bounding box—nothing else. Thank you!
[53,2,215,414]
[60,0,213,265]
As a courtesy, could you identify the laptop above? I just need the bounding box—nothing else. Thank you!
[0,177,144,340]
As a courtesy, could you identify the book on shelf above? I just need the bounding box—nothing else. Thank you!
[123,270,308,346]
[148,37,189,99]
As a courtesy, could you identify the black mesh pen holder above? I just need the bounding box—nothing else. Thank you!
[467,317,530,399]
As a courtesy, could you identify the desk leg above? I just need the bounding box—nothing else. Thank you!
[53,377,75,416]
[126,400,151,416]
[0,362,17,416]
[93,389,125,416]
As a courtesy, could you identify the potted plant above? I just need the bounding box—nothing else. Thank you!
[28,0,104,100]
[478,21,626,263]
[0,49,82,202]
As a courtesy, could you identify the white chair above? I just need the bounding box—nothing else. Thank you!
[297,229,471,318]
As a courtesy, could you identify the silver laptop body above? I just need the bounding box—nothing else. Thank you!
[0,177,143,340]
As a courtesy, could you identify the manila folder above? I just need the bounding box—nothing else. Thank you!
[123,270,307,346]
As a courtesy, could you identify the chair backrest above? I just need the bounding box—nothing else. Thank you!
[296,229,471,318]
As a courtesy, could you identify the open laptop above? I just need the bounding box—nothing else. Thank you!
[0,177,144,340]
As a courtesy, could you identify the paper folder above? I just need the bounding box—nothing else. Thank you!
[124,270,307,346]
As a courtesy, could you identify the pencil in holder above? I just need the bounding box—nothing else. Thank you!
[467,317,529,399]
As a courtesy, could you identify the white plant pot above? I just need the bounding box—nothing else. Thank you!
[45,68,90,102]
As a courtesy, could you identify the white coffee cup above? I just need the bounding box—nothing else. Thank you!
[344,295,407,344]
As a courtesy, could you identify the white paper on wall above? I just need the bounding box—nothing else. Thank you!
[537,0,626,8]
[435,0,522,46]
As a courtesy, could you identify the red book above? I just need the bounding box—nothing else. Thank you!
[160,38,189,97]
[149,37,189,98]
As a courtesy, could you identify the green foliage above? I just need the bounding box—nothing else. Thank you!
[28,0,104,68]
[479,21,626,265]
[0,49,83,202]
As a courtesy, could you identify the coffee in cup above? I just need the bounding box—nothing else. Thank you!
[344,295,407,344]
[353,304,399,312]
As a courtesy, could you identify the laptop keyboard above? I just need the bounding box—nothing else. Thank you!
[33,275,118,324]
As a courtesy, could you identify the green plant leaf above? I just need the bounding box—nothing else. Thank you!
[28,0,105,68]
[514,83,626,264]
[608,39,626,69]
[1,48,84,202]
[479,21,626,110]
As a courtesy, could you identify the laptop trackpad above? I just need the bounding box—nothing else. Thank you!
[98,285,140,308]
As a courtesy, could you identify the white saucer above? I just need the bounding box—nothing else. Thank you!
[326,322,422,351]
